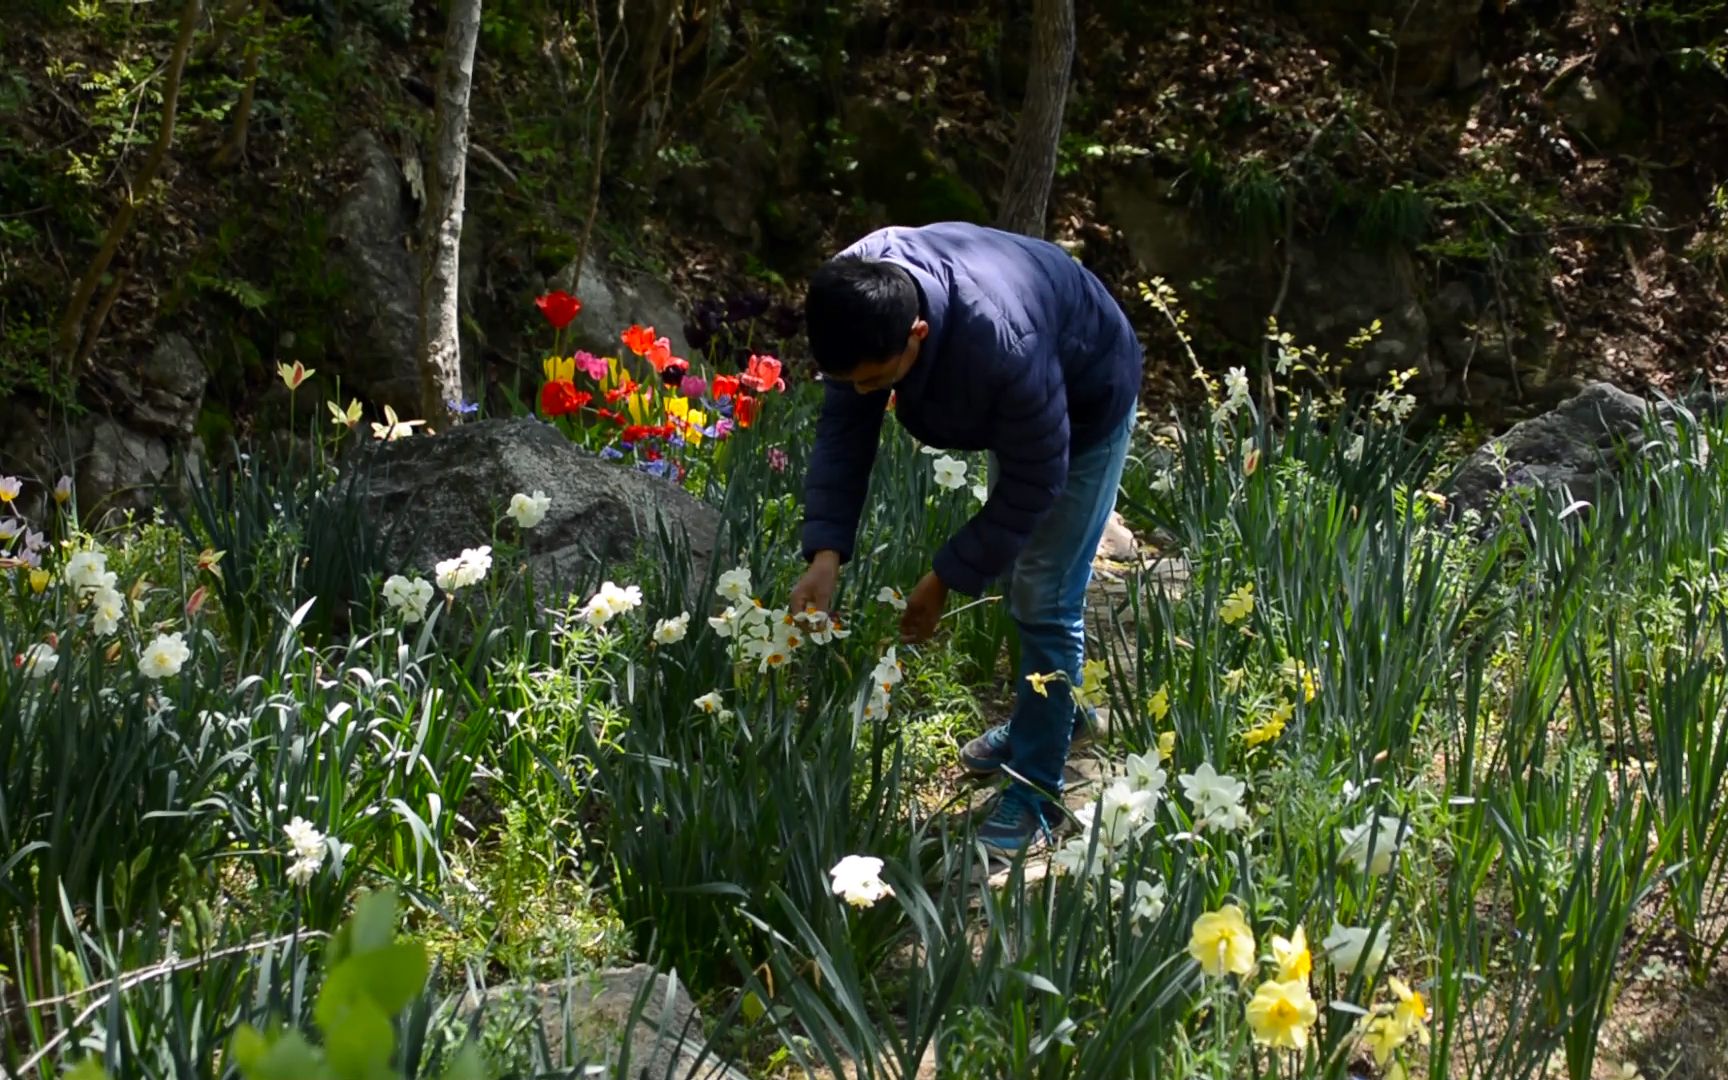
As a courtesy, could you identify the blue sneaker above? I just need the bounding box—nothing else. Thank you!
[961,713,1095,776]
[976,786,1054,857]
[960,723,1012,774]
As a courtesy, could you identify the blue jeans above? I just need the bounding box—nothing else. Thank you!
[991,404,1135,798]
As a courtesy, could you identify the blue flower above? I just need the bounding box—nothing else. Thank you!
[446,397,480,416]
[600,446,625,461]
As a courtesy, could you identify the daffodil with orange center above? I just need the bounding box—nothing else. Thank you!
[1245,978,1318,1050]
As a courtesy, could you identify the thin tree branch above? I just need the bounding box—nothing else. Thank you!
[58,0,201,364]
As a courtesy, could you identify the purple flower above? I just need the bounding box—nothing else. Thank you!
[679,374,708,400]
[600,446,625,461]
[637,458,674,478]
[767,447,789,473]
[714,418,735,438]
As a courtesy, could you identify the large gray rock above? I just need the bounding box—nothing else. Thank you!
[1444,381,1651,515]
[128,333,208,437]
[328,131,421,411]
[327,131,481,414]
[463,965,749,1079]
[75,416,178,526]
[552,249,694,364]
[354,417,721,601]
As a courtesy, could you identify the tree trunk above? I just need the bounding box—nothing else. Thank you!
[418,0,483,428]
[996,0,1075,240]
[212,0,268,169]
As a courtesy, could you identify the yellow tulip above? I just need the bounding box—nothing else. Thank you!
[543,355,576,383]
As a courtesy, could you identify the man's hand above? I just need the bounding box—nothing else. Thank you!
[899,571,948,644]
[790,550,841,616]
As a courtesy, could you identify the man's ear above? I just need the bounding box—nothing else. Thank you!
[910,318,929,341]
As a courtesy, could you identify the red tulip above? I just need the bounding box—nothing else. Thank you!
[712,375,741,399]
[735,393,759,428]
[741,354,785,393]
[540,380,588,417]
[534,290,583,330]
[621,324,657,356]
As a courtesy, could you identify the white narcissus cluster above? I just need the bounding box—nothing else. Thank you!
[139,632,191,680]
[652,612,691,645]
[1178,761,1250,833]
[507,490,551,529]
[707,567,850,674]
[64,548,129,637]
[381,574,435,624]
[1051,746,1170,925]
[857,646,904,720]
[282,816,328,886]
[579,582,644,628]
[435,546,492,592]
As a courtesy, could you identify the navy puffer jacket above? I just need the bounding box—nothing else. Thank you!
[800,222,1144,597]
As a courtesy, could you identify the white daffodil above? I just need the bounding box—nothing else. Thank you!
[829,855,894,908]
[1340,815,1409,876]
[652,612,691,645]
[434,546,492,592]
[931,455,968,491]
[139,632,191,679]
[507,490,551,529]
[16,642,57,679]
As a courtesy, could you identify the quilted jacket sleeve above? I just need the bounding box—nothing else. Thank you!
[800,380,891,563]
[932,336,1070,596]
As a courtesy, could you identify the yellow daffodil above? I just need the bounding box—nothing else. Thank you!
[29,569,50,594]
[1146,684,1170,722]
[1361,1014,1408,1066]
[1026,671,1061,698]
[664,396,690,422]
[1188,904,1256,978]
[1222,667,1246,693]
[1389,977,1430,1045]
[1073,658,1109,708]
[1244,699,1292,748]
[1280,658,1319,702]
[1271,925,1311,982]
[543,354,576,383]
[1158,730,1176,760]
[1245,977,1318,1049]
[1221,582,1254,626]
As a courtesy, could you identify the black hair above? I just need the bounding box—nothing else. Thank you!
[804,256,920,376]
